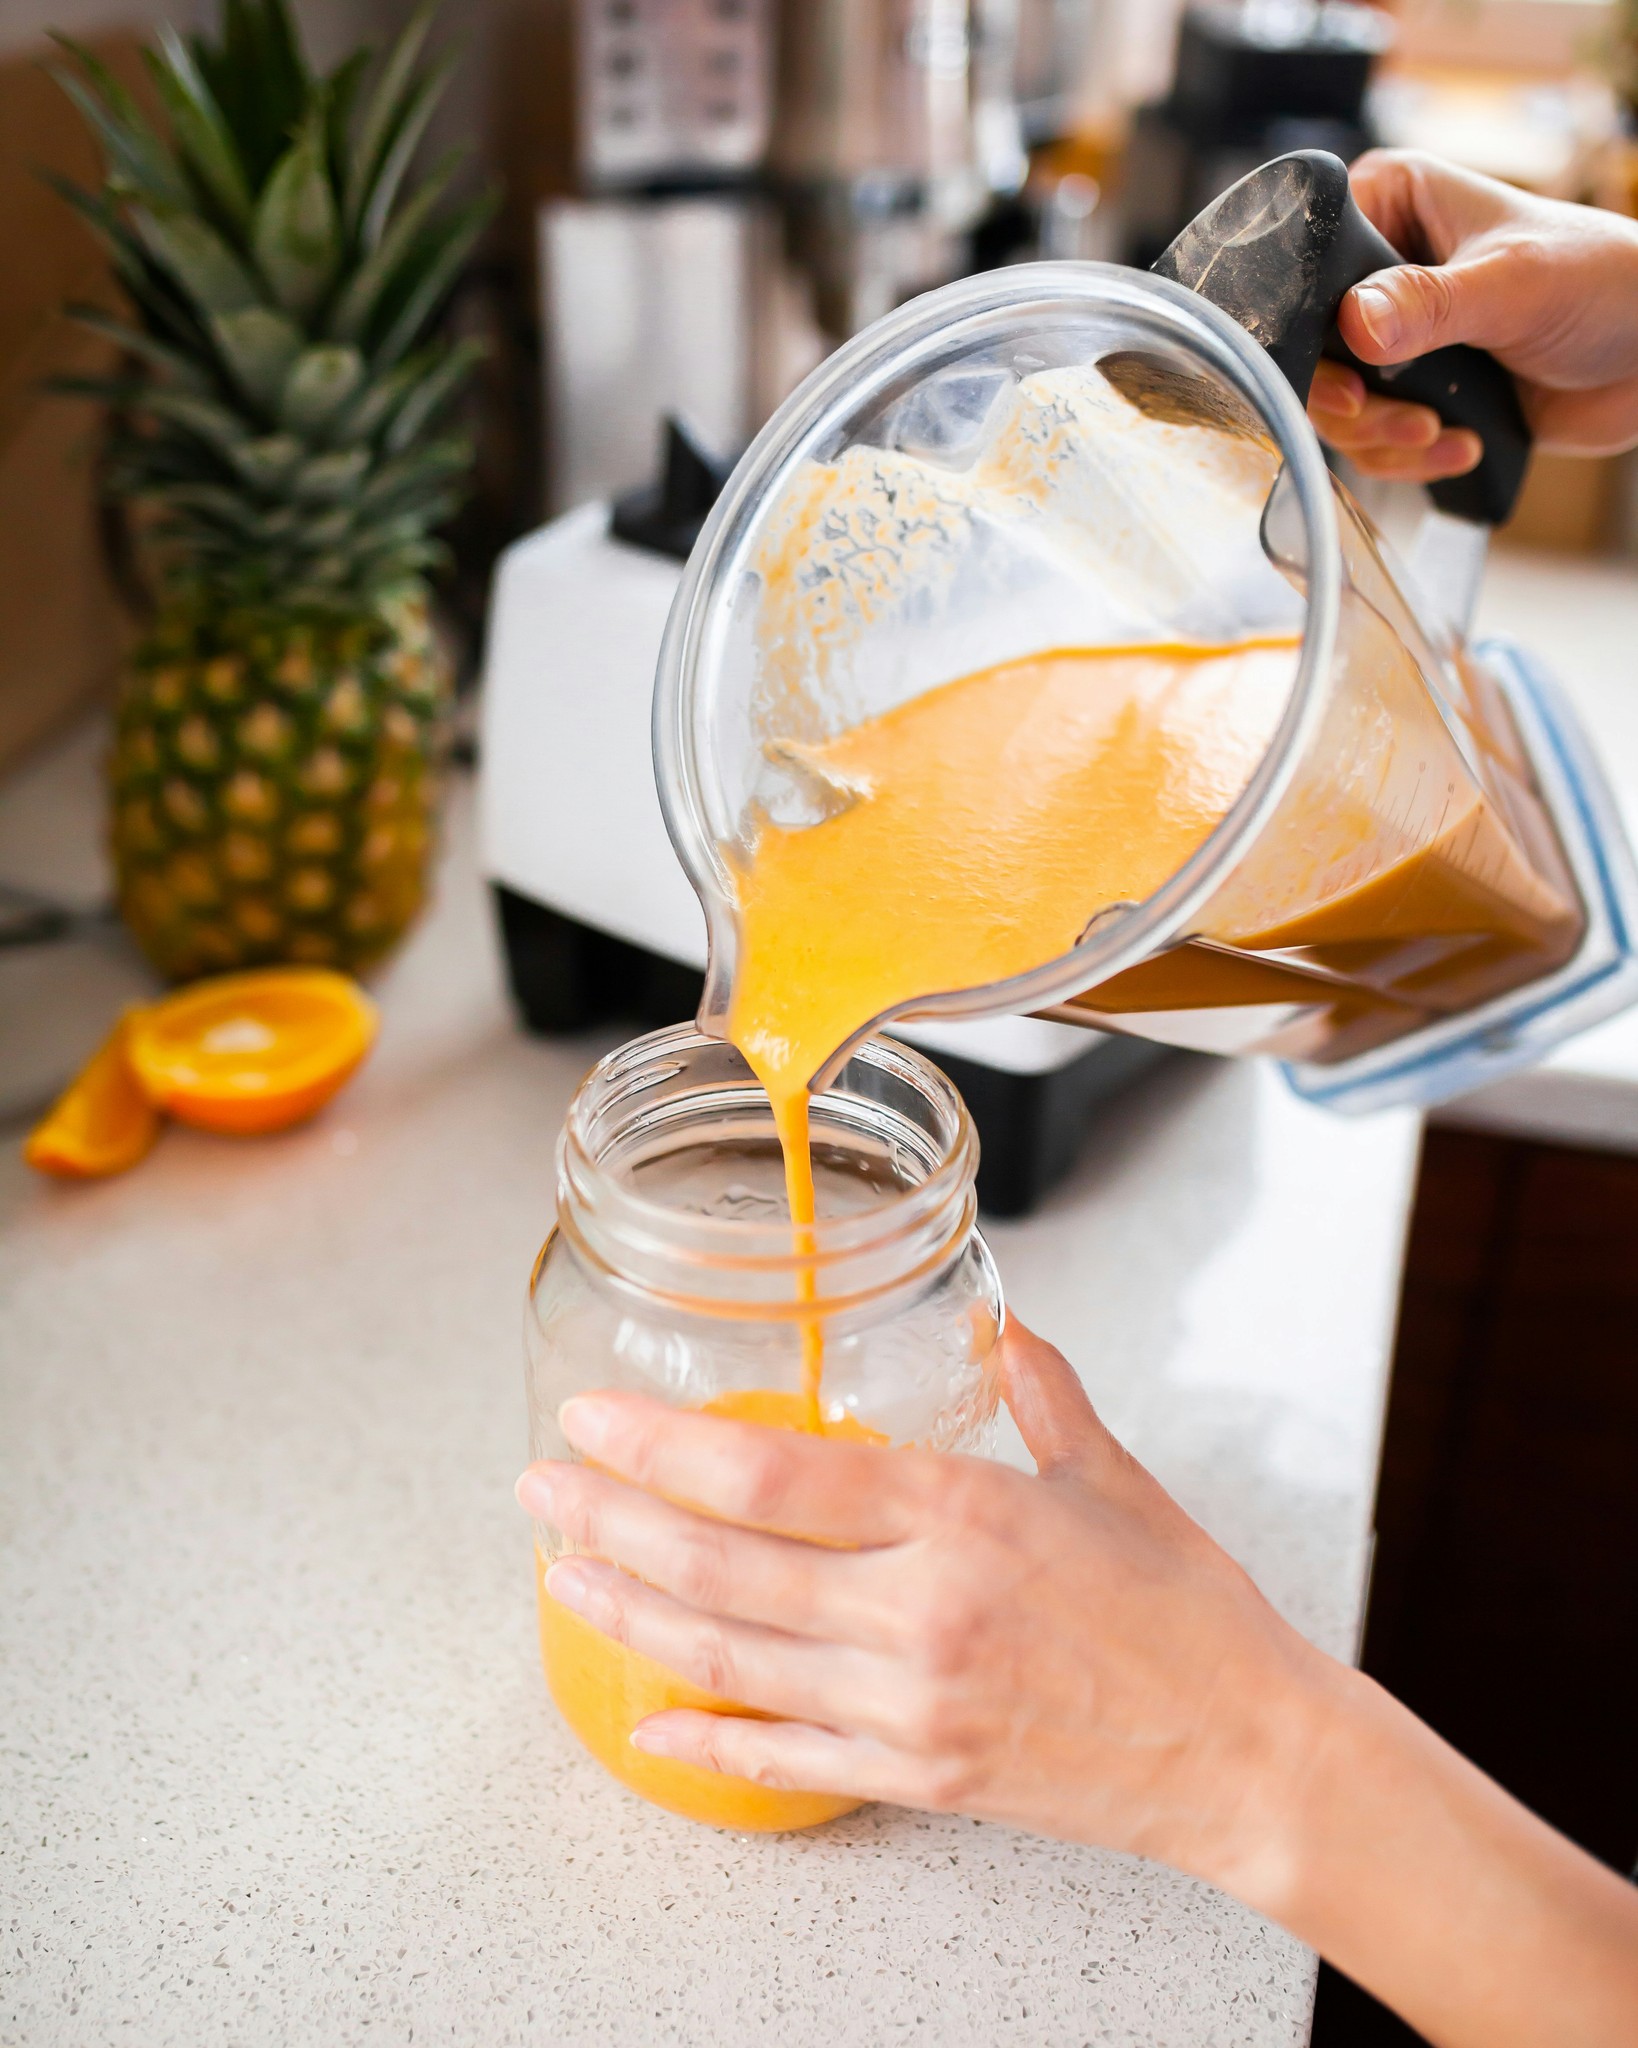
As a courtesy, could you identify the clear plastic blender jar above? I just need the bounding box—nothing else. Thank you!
[654,152,1638,1113]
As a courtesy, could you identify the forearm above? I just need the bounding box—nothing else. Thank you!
[1230,1659,1638,2048]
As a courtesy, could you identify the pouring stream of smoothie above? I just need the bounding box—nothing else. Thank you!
[726,634,1305,1422]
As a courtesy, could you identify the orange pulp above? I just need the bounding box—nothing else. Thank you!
[125,967,377,1135]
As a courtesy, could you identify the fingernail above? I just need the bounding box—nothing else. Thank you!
[558,1395,612,1456]
[1352,282,1401,351]
[515,1465,560,1519]
[630,1718,676,1756]
[1386,407,1441,449]
[1432,428,1483,474]
[544,1557,596,1615]
[1311,368,1363,417]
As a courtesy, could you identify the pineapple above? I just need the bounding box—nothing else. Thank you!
[49,0,491,979]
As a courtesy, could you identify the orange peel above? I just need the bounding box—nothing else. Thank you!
[125,968,378,1136]
[24,1015,161,1179]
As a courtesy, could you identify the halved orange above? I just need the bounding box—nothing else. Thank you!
[125,968,378,1136]
[24,1015,161,1179]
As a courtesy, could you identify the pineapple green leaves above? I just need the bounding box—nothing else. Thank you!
[147,25,253,234]
[210,305,302,412]
[47,0,494,619]
[251,104,340,321]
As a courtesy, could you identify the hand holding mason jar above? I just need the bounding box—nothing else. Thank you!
[520,1024,1002,1831]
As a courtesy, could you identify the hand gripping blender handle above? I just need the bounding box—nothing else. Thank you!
[1154,149,1531,526]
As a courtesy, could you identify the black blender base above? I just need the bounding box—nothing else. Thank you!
[493,884,1168,1219]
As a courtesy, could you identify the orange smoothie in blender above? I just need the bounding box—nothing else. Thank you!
[727,617,1581,1132]
[727,634,1301,1159]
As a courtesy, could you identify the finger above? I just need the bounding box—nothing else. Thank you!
[556,1390,930,1546]
[998,1319,1129,1487]
[517,1460,903,1647]
[1313,397,1443,453]
[1308,360,1365,418]
[1343,428,1484,482]
[1348,149,1440,260]
[544,1554,907,1739]
[1348,149,1518,268]
[1339,267,1455,366]
[1338,233,1535,372]
[631,1709,963,1811]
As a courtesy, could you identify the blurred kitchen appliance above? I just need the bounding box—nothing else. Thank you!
[1124,1,1392,265]
[573,0,772,190]
[770,0,1029,337]
[540,196,760,512]
[480,426,1166,1217]
[1013,0,1114,147]
[539,0,777,513]
[541,1,1070,513]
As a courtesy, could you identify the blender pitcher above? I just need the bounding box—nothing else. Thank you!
[653,151,1638,1113]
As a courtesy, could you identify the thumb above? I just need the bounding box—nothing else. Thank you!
[1338,250,1511,367]
[998,1319,1128,1486]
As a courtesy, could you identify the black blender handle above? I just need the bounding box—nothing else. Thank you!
[1153,149,1530,526]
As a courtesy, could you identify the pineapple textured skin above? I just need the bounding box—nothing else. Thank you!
[49,0,488,979]
[112,590,448,979]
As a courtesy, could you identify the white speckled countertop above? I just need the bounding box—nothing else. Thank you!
[0,733,1424,2046]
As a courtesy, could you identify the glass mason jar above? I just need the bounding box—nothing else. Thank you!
[524,1023,1004,1832]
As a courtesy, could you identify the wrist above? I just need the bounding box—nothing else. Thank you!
[1182,1628,1368,1922]
[1206,1653,1638,2048]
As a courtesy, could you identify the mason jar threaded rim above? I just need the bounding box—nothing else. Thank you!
[545,1023,982,1325]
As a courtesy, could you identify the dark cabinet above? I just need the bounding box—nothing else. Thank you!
[1315,1126,1638,2045]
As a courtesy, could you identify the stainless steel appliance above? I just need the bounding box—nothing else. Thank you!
[539,0,779,514]
[540,0,1096,513]
[573,0,773,191]
[770,0,1028,337]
